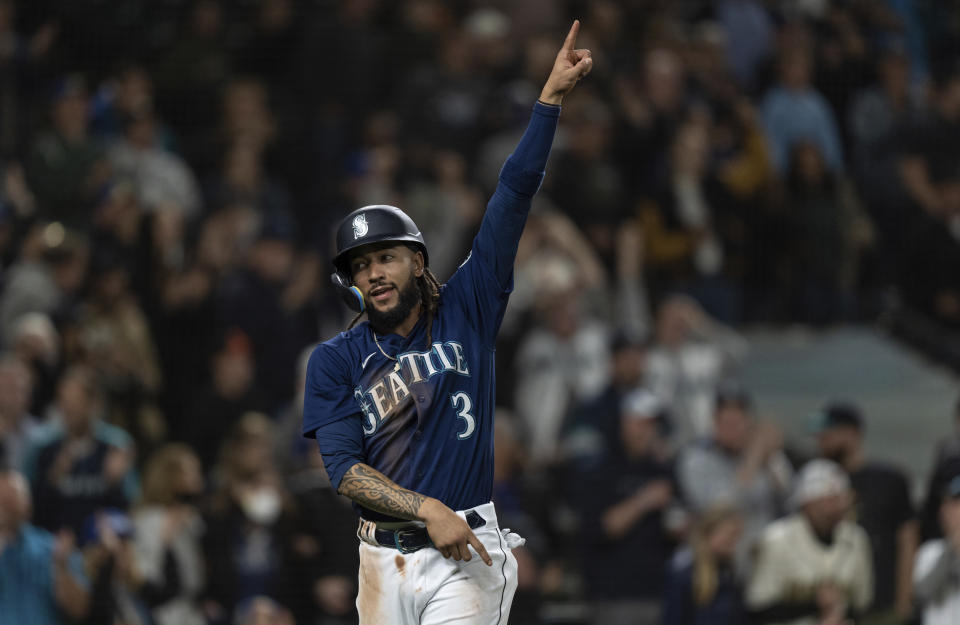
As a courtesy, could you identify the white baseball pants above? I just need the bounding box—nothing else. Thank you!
[356,502,519,624]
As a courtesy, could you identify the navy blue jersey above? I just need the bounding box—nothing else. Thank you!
[303,102,560,522]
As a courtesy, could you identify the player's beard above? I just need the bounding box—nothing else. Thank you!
[366,272,421,335]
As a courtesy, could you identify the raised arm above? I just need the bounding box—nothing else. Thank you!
[473,20,592,288]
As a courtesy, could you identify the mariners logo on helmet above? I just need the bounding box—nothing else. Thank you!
[352,214,369,239]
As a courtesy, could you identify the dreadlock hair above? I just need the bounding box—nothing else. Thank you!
[346,247,441,350]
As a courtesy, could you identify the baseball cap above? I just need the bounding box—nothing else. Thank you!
[791,459,851,508]
[620,388,662,420]
[807,402,863,433]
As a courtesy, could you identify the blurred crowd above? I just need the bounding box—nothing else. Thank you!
[1,0,960,624]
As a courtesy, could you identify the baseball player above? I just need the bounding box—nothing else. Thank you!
[302,20,592,625]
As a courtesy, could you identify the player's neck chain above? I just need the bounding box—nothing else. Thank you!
[372,329,402,371]
[373,331,397,361]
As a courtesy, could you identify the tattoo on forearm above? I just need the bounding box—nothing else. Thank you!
[339,463,426,520]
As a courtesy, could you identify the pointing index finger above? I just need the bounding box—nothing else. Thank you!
[468,533,493,566]
[562,19,580,52]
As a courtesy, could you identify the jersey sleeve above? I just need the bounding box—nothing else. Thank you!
[315,417,364,492]
[302,341,359,437]
[443,101,560,345]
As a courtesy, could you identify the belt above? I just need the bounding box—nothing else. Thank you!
[363,510,486,554]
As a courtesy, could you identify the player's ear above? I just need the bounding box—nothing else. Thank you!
[413,250,425,277]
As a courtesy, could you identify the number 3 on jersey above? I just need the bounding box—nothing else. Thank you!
[450,392,476,440]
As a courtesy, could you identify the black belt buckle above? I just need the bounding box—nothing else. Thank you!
[393,527,428,554]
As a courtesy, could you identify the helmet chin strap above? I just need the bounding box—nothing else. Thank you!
[331,272,365,312]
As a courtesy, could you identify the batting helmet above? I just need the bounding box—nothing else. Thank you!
[330,205,428,312]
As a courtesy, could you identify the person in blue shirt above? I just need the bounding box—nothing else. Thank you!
[0,468,89,625]
[303,20,592,625]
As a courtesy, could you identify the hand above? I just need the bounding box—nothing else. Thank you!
[419,499,492,565]
[636,479,673,512]
[52,529,75,567]
[749,421,784,460]
[816,583,847,620]
[539,20,593,105]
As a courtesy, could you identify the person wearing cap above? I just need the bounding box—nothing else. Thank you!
[677,384,792,575]
[813,401,918,624]
[913,475,960,625]
[746,459,873,625]
[571,388,680,625]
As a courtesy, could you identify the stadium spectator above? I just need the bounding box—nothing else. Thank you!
[182,330,267,473]
[898,60,960,218]
[614,47,688,197]
[760,35,844,175]
[29,366,135,537]
[217,210,319,408]
[812,402,918,623]
[572,388,680,625]
[637,119,738,321]
[901,174,960,328]
[661,505,746,625]
[563,331,647,462]
[646,295,748,446]
[8,312,61,417]
[153,0,231,139]
[24,75,109,229]
[78,243,164,452]
[108,106,202,217]
[0,224,88,347]
[548,88,625,260]
[402,149,485,281]
[922,396,960,541]
[677,384,792,574]
[746,459,873,625]
[514,277,610,467]
[847,44,923,273]
[202,413,301,625]
[776,140,871,323]
[914,474,960,625]
[0,468,90,624]
[131,444,206,625]
[715,0,775,89]
[79,508,151,625]
[0,354,41,470]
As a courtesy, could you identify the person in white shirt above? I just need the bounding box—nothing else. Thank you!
[646,295,747,446]
[914,474,960,625]
[747,459,873,625]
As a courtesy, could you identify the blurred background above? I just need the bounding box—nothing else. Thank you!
[1,0,960,624]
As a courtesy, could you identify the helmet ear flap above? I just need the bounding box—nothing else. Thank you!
[331,272,365,312]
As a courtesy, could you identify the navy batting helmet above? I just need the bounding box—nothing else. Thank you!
[330,205,428,312]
